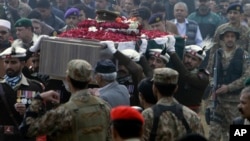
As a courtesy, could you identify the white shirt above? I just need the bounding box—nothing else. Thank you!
[173,19,203,46]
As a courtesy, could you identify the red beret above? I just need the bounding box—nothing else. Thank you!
[111,106,144,124]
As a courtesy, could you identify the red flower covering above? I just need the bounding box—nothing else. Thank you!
[58,19,170,42]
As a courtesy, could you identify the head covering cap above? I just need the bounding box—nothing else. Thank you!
[0,19,11,30]
[66,59,92,82]
[111,106,144,124]
[152,68,179,85]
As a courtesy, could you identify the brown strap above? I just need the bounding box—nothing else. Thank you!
[0,84,19,127]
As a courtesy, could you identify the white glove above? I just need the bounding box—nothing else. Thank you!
[166,35,176,53]
[29,35,49,52]
[154,37,168,45]
[139,39,147,55]
[100,41,117,54]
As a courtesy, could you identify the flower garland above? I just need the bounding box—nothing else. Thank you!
[58,17,169,42]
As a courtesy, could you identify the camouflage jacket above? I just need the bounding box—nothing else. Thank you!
[142,97,204,141]
[208,47,250,102]
[19,89,112,141]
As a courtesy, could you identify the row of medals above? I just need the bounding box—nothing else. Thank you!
[16,90,36,105]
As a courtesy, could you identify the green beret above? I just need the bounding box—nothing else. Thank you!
[15,18,32,27]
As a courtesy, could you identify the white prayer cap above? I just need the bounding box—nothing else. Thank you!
[0,19,11,30]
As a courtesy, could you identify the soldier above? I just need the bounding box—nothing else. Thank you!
[207,26,250,141]
[164,35,209,113]
[148,13,179,35]
[19,59,112,141]
[206,3,250,69]
[60,7,80,32]
[94,59,130,107]
[111,106,144,141]
[142,67,204,141]
[0,46,43,141]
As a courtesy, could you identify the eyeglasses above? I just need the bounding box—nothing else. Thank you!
[0,31,8,35]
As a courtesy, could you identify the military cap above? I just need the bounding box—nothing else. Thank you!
[95,59,116,73]
[14,18,32,27]
[227,3,243,13]
[66,59,92,82]
[120,49,140,62]
[0,46,26,59]
[96,9,119,21]
[148,13,163,25]
[184,45,206,60]
[149,48,170,63]
[64,8,80,19]
[219,26,240,40]
[111,106,144,124]
[0,19,11,30]
[152,68,179,85]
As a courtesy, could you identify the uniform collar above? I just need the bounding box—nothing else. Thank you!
[157,97,179,106]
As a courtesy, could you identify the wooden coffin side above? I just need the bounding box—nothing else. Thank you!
[39,38,102,78]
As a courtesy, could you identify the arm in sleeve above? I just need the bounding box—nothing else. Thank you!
[19,95,73,137]
[170,53,209,89]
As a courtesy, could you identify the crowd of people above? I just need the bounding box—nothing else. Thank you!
[0,0,250,141]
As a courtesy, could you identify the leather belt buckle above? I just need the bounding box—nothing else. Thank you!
[4,125,14,135]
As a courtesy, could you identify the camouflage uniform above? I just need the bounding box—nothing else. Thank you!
[207,34,250,141]
[142,68,204,141]
[142,98,204,141]
[207,22,250,70]
[19,59,112,141]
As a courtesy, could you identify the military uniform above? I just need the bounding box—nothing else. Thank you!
[207,27,250,141]
[206,3,250,69]
[0,46,43,141]
[142,68,204,141]
[170,53,209,112]
[19,59,112,141]
[142,97,204,141]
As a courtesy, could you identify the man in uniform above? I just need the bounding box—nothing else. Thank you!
[60,7,80,32]
[207,3,250,69]
[12,18,39,49]
[207,26,250,141]
[165,35,209,113]
[148,13,179,35]
[0,46,43,141]
[142,67,204,141]
[19,59,112,141]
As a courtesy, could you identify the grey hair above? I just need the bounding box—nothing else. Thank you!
[174,2,188,12]
[98,72,117,82]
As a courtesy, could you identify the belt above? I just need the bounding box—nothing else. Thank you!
[0,125,20,135]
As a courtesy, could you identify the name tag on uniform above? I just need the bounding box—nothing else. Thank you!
[16,90,37,104]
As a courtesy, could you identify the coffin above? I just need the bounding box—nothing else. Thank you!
[39,37,102,78]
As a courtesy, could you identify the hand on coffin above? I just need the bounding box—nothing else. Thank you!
[165,35,176,53]
[100,40,117,54]
[29,35,49,52]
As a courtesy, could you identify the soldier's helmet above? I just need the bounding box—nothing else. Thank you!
[219,26,240,40]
